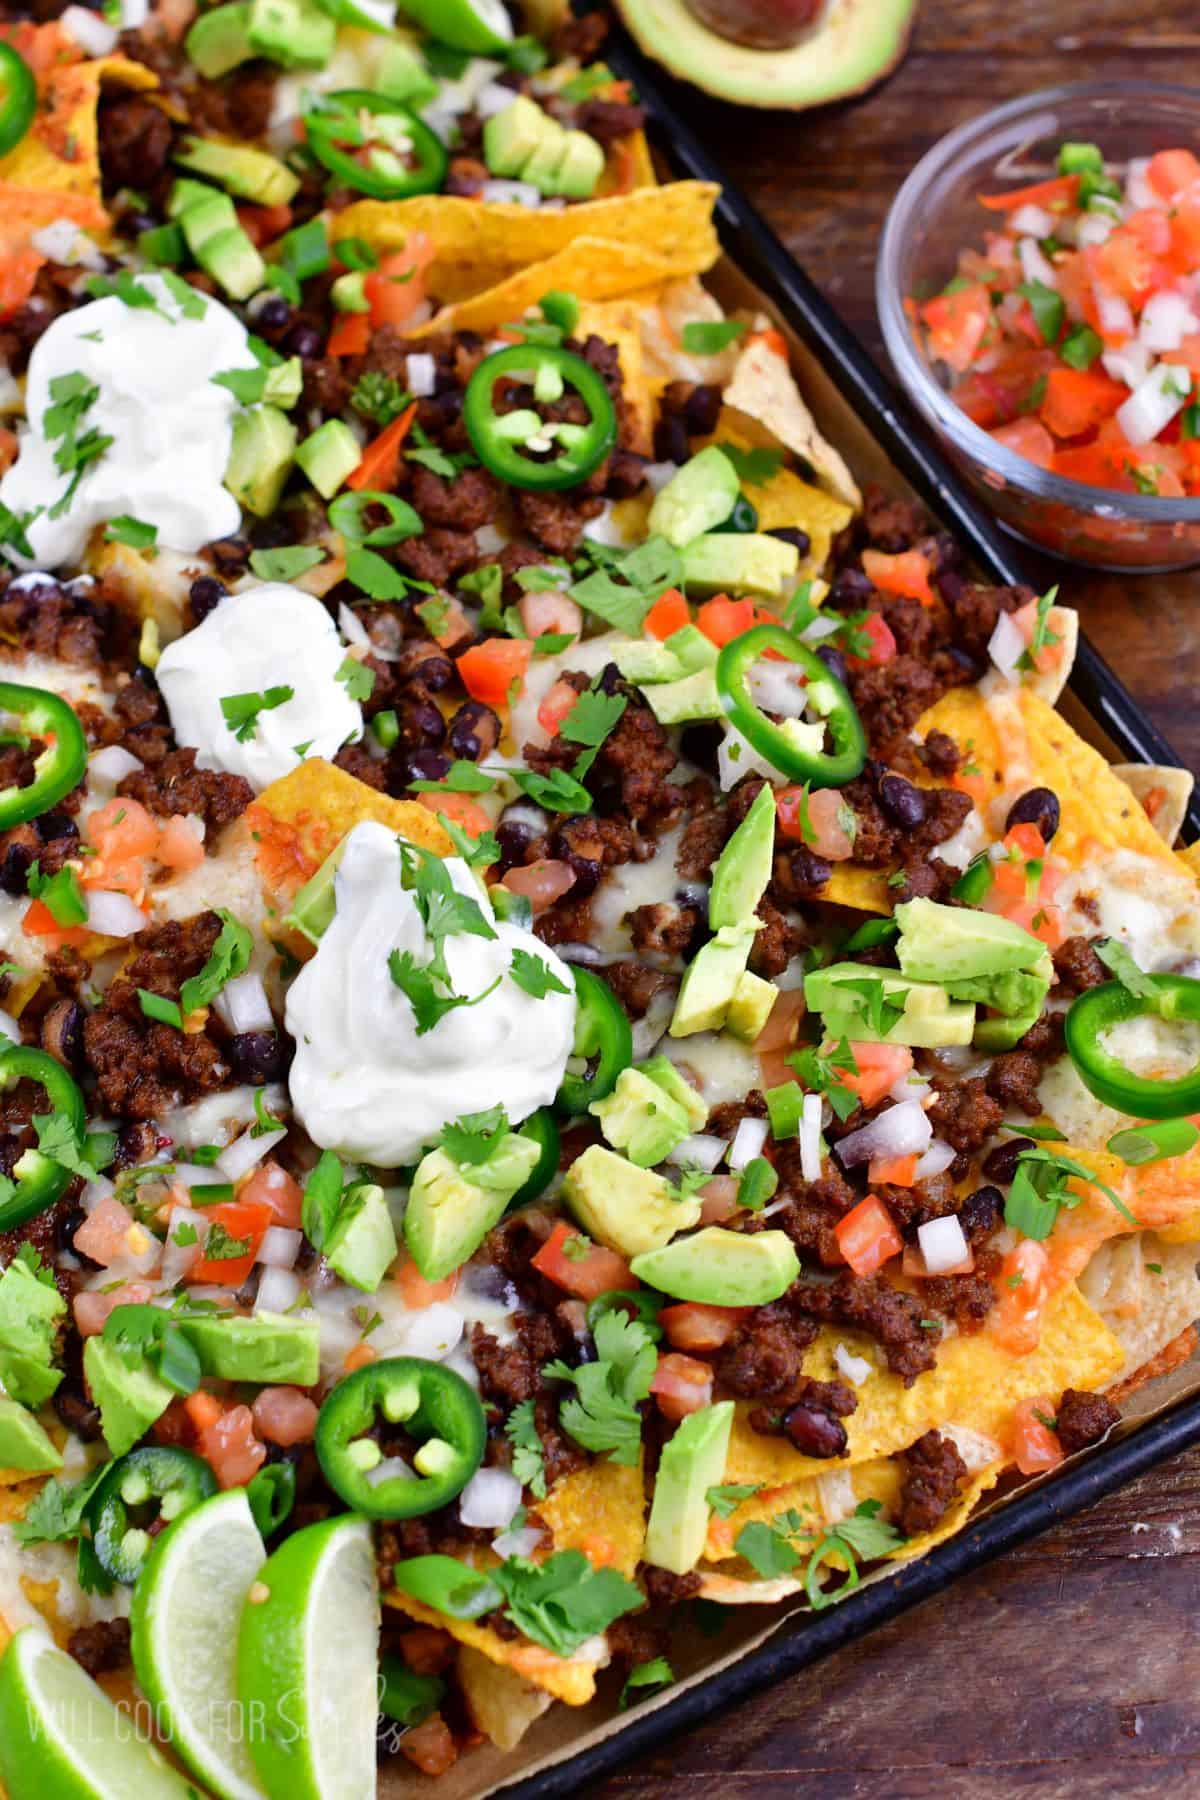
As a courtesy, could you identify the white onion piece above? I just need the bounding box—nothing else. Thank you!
[212,971,274,1036]
[493,1524,543,1559]
[256,1266,302,1315]
[629,982,676,1062]
[799,1093,823,1183]
[0,1011,18,1046]
[86,891,147,937]
[459,1467,522,1530]
[746,658,808,718]
[836,1100,931,1169]
[390,1301,463,1362]
[257,1226,302,1269]
[1116,362,1190,445]
[987,607,1025,682]
[337,602,370,649]
[728,1116,768,1171]
[1126,157,1159,211]
[641,461,679,493]
[799,611,842,642]
[917,1214,970,1274]
[1139,291,1198,353]
[673,1133,727,1174]
[60,5,117,53]
[1010,203,1055,239]
[174,1163,226,1189]
[80,1174,115,1214]
[1100,341,1152,391]
[481,179,542,208]
[89,745,143,786]
[942,1423,1004,1472]
[834,1342,873,1386]
[160,1206,206,1286]
[1095,290,1134,338]
[889,1072,932,1104]
[1016,236,1057,287]
[366,1456,416,1488]
[405,352,437,399]
[473,81,518,119]
[815,1467,857,1525]
[216,1126,287,1184]
[1076,211,1115,248]
[30,220,106,270]
[914,1139,958,1181]
[474,522,508,555]
[122,0,150,23]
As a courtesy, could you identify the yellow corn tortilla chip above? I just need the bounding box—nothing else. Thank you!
[0,51,157,232]
[1080,1232,1200,1381]
[248,759,452,890]
[457,1644,553,1751]
[723,332,861,509]
[1022,605,1078,706]
[822,863,895,915]
[575,299,656,456]
[1111,763,1195,847]
[595,128,658,196]
[1179,840,1200,881]
[384,1587,606,1707]
[702,406,855,573]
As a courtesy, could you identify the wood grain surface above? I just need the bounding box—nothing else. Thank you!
[594,4,1200,1794]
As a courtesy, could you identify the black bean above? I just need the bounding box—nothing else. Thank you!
[879,771,928,829]
[447,700,500,762]
[495,819,536,872]
[285,322,322,360]
[653,413,689,466]
[406,748,450,785]
[781,845,832,896]
[228,1031,288,1084]
[401,697,447,750]
[0,841,34,896]
[679,721,722,777]
[815,644,848,686]
[255,295,291,333]
[829,567,874,608]
[1006,786,1060,843]
[188,574,227,623]
[936,566,967,605]
[781,1403,847,1459]
[399,643,455,690]
[598,661,625,697]
[41,998,85,1072]
[36,811,77,844]
[684,384,722,436]
[981,1138,1035,1186]
[770,526,812,557]
[53,1379,104,1442]
[959,1184,1005,1239]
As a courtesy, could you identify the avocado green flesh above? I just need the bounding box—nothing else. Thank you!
[0,1398,61,1474]
[614,0,917,110]
[644,1402,733,1575]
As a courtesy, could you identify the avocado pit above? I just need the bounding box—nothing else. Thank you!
[684,0,824,51]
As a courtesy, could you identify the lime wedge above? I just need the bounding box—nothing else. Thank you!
[0,1626,195,1800]
[130,1487,267,1800]
[236,1513,379,1800]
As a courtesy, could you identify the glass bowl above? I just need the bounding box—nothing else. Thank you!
[877,82,1200,572]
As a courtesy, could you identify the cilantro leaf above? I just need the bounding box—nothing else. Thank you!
[248,545,325,583]
[301,1149,344,1254]
[1005,1144,1135,1241]
[619,1657,674,1709]
[435,814,500,870]
[707,1482,763,1520]
[804,1499,905,1610]
[441,1106,508,1167]
[570,537,682,636]
[508,947,570,1000]
[408,761,496,796]
[13,1466,107,1546]
[506,766,593,814]
[504,1398,547,1500]
[337,656,376,702]
[735,1519,802,1578]
[220,686,294,744]
[715,441,783,485]
[346,545,413,603]
[788,1038,859,1122]
[1016,585,1061,672]
[180,909,252,1015]
[349,372,412,427]
[388,951,500,1035]
[202,1222,252,1262]
[545,1310,656,1466]
[26,862,86,928]
[104,516,157,551]
[558,683,626,781]
[680,319,748,355]
[491,1550,642,1658]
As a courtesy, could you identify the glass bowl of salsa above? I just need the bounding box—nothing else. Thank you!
[878,82,1200,571]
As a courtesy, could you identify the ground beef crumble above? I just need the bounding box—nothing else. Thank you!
[897,1430,968,1536]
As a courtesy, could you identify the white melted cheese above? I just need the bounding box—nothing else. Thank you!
[0,1528,130,1635]
[285,821,576,1167]
[590,825,685,956]
[0,637,115,714]
[156,585,363,791]
[1039,1013,1200,1149]
[1057,848,1200,972]
[0,274,256,569]
[661,1030,758,1107]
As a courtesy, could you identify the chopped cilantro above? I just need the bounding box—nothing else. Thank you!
[680,319,748,355]
[248,545,325,583]
[715,441,783,485]
[546,1309,657,1466]
[337,656,376,702]
[441,1106,508,1167]
[138,988,184,1030]
[26,863,87,928]
[504,1398,547,1500]
[619,1657,674,1709]
[104,516,157,551]
[508,947,570,1000]
[706,1482,763,1519]
[220,686,294,744]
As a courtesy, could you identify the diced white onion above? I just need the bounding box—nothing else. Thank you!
[1138,291,1199,353]
[836,1100,931,1168]
[492,1524,543,1559]
[1125,157,1159,211]
[799,611,842,642]
[815,1467,857,1525]
[174,1162,226,1189]
[728,1116,768,1171]
[834,1342,873,1386]
[88,745,142,787]
[629,982,675,1062]
[212,971,274,1036]
[889,1072,932,1104]
[1102,341,1152,389]
[641,461,679,493]
[672,1133,727,1173]
[86,891,147,938]
[1010,203,1055,239]
[746,658,809,719]
[480,180,542,209]
[917,1214,970,1273]
[0,1011,18,1046]
[987,607,1026,682]
[386,1301,464,1363]
[257,1226,302,1269]
[30,220,106,271]
[366,1456,416,1488]
[458,1466,522,1530]
[60,5,117,54]
[80,1174,115,1214]
[256,1265,303,1315]
[475,82,518,120]
[799,1092,823,1183]
[1017,236,1057,288]
[1076,211,1115,248]
[406,353,437,398]
[160,1205,206,1286]
[122,0,150,23]
[914,1139,958,1180]
[1116,362,1190,447]
[1095,290,1134,338]
[474,522,508,555]
[337,602,370,649]
[216,1126,287,1184]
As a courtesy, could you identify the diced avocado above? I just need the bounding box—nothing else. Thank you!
[590,1068,692,1168]
[177,1311,320,1385]
[709,780,775,929]
[404,1137,539,1283]
[611,641,687,686]
[295,419,362,499]
[484,96,551,178]
[521,121,570,196]
[83,1337,173,1458]
[168,177,220,220]
[973,999,1046,1054]
[179,189,240,254]
[670,922,759,1038]
[550,129,606,200]
[261,356,303,409]
[726,969,777,1043]
[636,1056,708,1132]
[631,1227,799,1307]
[225,405,297,518]
[895,897,1046,983]
[374,42,439,108]
[644,1400,733,1575]
[946,966,1051,1017]
[805,960,975,1050]
[391,0,514,53]
[0,1397,62,1475]
[247,0,336,68]
[285,839,345,943]
[138,221,185,267]
[562,1144,701,1259]
[681,532,800,599]
[331,271,370,313]
[644,668,721,726]
[326,1182,398,1293]
[663,623,717,672]
[173,136,300,207]
[185,2,253,79]
[0,1258,65,1409]
[194,222,266,302]
[648,446,741,548]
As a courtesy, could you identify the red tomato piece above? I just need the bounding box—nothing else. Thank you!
[659,1302,749,1352]
[978,174,1079,213]
[861,548,936,607]
[415,790,494,841]
[1010,1397,1065,1475]
[696,595,756,647]
[500,859,576,915]
[456,639,532,707]
[650,1352,714,1420]
[395,1257,459,1309]
[1039,366,1127,439]
[842,611,896,669]
[365,235,434,330]
[531,1221,635,1301]
[841,1042,913,1110]
[833,1194,903,1277]
[198,1402,268,1490]
[919,282,992,372]
[644,587,689,640]
[537,678,581,737]
[191,1200,273,1285]
[1147,148,1200,201]
[990,416,1056,470]
[252,1386,319,1446]
[238,1160,303,1229]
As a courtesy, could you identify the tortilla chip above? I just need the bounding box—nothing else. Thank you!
[520,0,571,36]
[595,128,658,197]
[248,760,452,893]
[384,1585,607,1706]
[1179,841,1200,881]
[1081,1232,1200,1381]
[457,1644,554,1751]
[1109,1323,1198,1404]
[723,332,861,509]
[702,406,855,573]
[822,863,895,915]
[1112,763,1195,847]
[636,276,746,386]
[0,51,157,233]
[574,299,656,456]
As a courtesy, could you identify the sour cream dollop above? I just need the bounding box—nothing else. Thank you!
[0,272,258,569]
[286,821,576,1167]
[156,584,363,790]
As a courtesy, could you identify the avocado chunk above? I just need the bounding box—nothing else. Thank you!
[644,1401,733,1575]
[185,2,254,78]
[284,838,345,944]
[551,130,606,201]
[178,188,240,253]
[247,0,336,68]
[198,226,266,301]
[295,419,362,499]
[521,121,571,196]
[631,1226,799,1306]
[177,1311,320,1385]
[681,532,799,599]
[374,41,440,107]
[726,969,777,1043]
[590,1068,693,1168]
[613,0,916,111]
[168,177,220,220]
[805,960,976,1049]
[395,0,514,53]
[709,780,775,929]
[635,1057,709,1132]
[405,1136,539,1283]
[0,1257,65,1409]
[663,623,718,672]
[611,641,687,686]
[484,96,551,179]
[0,1397,62,1475]
[670,922,759,1038]
[973,997,1047,1054]
[326,1182,398,1293]
[225,405,297,518]
[644,668,721,726]
[562,1144,701,1259]
[83,1337,173,1458]
[173,137,300,207]
[895,897,1046,983]
[649,446,741,547]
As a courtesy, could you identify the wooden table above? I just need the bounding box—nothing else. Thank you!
[595,4,1200,1794]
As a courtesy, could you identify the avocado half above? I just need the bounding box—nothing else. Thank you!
[612,0,917,110]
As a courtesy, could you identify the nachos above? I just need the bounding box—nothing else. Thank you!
[0,3,1197,1795]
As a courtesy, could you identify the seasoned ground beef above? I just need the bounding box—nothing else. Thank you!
[748,1377,857,1458]
[985,1051,1044,1115]
[332,743,387,791]
[1053,935,1108,994]
[926,1077,1004,1153]
[573,99,648,145]
[68,1619,132,1676]
[897,1430,967,1536]
[396,529,477,586]
[767,1165,857,1267]
[411,465,499,532]
[97,93,173,194]
[118,748,253,832]
[676,803,730,880]
[715,1303,818,1399]
[707,1091,768,1137]
[749,895,806,978]
[918,1271,996,1334]
[471,1313,564,1408]
[1055,1388,1120,1452]
[598,960,675,1019]
[0,577,106,666]
[793,1273,939,1386]
[628,901,699,956]
[514,489,603,555]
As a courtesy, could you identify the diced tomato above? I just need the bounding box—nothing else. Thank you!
[1005,823,1045,861]
[500,858,576,915]
[343,1342,377,1372]
[531,1220,636,1301]
[952,349,1059,429]
[842,611,896,669]
[697,1175,740,1224]
[650,1352,713,1420]
[952,767,990,808]
[327,310,370,358]
[834,1194,903,1277]
[345,401,416,488]
[749,328,788,359]
[1039,366,1126,438]
[73,1281,153,1338]
[841,1042,913,1110]
[696,595,756,646]
[1171,195,1200,269]
[0,249,44,321]
[993,1238,1051,1354]
[190,1200,273,1285]
[184,1390,224,1434]
[415,790,494,841]
[868,1152,919,1187]
[861,548,936,607]
[644,587,689,640]
[659,1302,749,1351]
[237,203,294,247]
[73,1197,138,1269]
[365,234,434,330]
[577,1531,619,1568]
[1010,1397,1065,1476]
[252,1386,319,1446]
[395,1256,459,1308]
[20,897,92,948]
[978,174,1079,213]
[519,590,582,640]
[84,795,160,896]
[155,814,205,874]
[1094,209,1173,307]
[456,639,532,707]
[1147,149,1200,200]
[990,416,1056,470]
[1052,441,1132,490]
[197,1402,268,1490]
[399,1715,458,1778]
[238,1160,303,1229]
[919,282,991,373]
[537,678,581,737]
